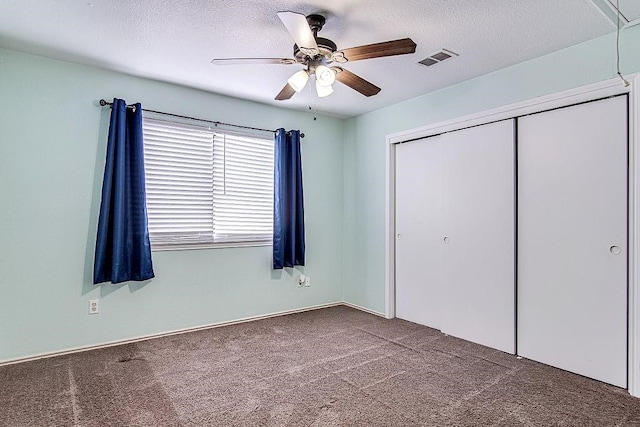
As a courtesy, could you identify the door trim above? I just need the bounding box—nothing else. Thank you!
[385,74,640,396]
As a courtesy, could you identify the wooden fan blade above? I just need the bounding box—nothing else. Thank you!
[275,83,297,101]
[277,11,319,55]
[336,38,416,62]
[333,67,381,97]
[211,58,297,65]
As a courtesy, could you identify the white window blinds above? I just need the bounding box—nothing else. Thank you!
[142,118,274,248]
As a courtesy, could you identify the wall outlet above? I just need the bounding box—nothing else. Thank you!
[304,276,311,287]
[89,299,99,314]
[298,274,306,287]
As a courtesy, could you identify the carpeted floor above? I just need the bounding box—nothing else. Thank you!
[2,305,640,426]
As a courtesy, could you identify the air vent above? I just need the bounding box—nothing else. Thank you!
[418,49,459,67]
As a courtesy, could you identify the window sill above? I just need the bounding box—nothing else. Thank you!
[151,241,271,252]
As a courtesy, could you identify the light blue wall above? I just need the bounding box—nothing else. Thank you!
[3,24,640,362]
[0,49,345,362]
[342,27,640,312]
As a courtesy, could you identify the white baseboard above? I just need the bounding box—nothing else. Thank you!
[341,302,386,318]
[0,301,357,367]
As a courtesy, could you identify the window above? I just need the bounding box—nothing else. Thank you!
[142,118,274,249]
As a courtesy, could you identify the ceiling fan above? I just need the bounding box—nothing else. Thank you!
[211,11,417,100]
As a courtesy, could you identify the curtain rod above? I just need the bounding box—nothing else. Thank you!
[98,99,305,138]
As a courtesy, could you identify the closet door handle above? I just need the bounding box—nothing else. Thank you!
[610,245,622,255]
[443,236,450,244]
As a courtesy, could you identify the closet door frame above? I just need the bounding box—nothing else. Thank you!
[385,74,640,396]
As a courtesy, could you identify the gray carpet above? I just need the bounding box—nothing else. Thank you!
[2,306,640,426]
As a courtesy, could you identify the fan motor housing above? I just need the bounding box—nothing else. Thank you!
[294,37,337,63]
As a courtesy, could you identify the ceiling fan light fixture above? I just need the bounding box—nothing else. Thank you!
[316,80,334,97]
[315,65,336,87]
[287,70,309,92]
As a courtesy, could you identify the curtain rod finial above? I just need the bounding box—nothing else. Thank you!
[99,99,108,106]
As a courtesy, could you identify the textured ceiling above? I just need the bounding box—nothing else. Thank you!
[0,0,618,119]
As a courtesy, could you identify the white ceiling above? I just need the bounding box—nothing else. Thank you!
[0,1,621,119]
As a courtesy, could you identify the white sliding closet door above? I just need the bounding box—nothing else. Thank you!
[395,120,515,353]
[518,96,628,387]
[439,120,515,353]
[395,136,444,328]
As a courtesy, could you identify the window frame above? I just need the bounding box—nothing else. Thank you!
[142,116,275,251]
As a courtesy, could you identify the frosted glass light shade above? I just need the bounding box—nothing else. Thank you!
[287,70,309,92]
[316,80,334,97]
[315,65,336,87]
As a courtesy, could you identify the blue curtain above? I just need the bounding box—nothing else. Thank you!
[94,98,154,284]
[273,129,305,269]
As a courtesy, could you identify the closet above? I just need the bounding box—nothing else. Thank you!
[517,96,628,388]
[395,119,515,353]
[395,95,628,387]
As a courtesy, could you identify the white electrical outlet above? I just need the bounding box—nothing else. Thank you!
[89,299,99,314]
[298,274,306,287]
[304,276,311,287]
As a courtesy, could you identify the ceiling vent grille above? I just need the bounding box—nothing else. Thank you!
[418,49,459,67]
